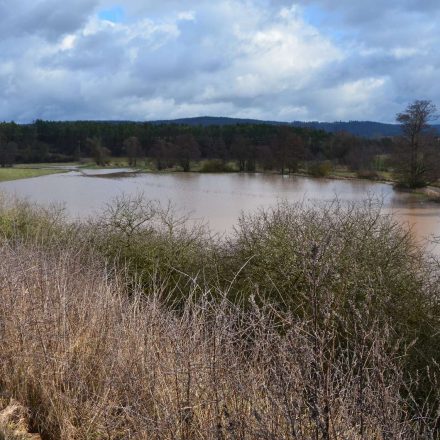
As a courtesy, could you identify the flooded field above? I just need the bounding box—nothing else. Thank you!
[1,170,439,249]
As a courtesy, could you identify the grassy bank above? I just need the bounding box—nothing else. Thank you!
[0,195,439,438]
[0,167,65,182]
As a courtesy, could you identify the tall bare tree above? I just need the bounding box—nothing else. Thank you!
[393,100,439,187]
[175,134,200,172]
[123,136,143,167]
[87,137,110,166]
[272,126,305,174]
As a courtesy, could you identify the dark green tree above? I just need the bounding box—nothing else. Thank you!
[0,139,17,167]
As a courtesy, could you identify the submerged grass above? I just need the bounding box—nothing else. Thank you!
[0,193,439,439]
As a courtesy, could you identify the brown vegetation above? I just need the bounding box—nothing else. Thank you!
[0,399,41,439]
[0,195,439,439]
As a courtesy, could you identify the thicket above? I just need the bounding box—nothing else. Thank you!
[0,194,439,439]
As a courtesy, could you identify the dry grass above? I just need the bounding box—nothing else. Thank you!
[0,195,439,438]
[0,240,437,439]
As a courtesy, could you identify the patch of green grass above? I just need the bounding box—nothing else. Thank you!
[17,162,79,169]
[0,168,64,182]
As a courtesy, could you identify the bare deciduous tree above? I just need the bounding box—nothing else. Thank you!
[393,100,440,187]
[123,136,143,167]
[87,137,111,166]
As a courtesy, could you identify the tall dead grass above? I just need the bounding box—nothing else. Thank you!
[0,240,437,439]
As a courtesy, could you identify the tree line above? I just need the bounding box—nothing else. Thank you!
[0,119,388,169]
[0,99,439,187]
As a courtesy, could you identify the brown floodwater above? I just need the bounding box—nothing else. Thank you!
[1,170,439,251]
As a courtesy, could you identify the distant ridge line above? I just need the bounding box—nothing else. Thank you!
[149,116,440,138]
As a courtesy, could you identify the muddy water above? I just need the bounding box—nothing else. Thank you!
[1,170,439,249]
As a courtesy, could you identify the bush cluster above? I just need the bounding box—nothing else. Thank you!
[199,159,235,173]
[307,161,333,177]
[0,194,439,438]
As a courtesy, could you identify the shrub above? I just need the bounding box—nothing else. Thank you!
[87,194,218,303]
[0,242,437,439]
[228,200,440,416]
[199,159,234,173]
[0,194,439,437]
[0,194,68,245]
[307,160,333,177]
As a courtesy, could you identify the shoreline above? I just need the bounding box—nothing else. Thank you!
[3,163,440,203]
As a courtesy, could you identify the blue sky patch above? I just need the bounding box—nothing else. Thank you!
[98,6,125,23]
[302,5,326,28]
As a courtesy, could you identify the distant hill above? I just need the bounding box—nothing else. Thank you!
[150,116,288,127]
[290,121,404,138]
[149,116,440,138]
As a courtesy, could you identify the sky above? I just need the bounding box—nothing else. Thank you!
[0,0,439,123]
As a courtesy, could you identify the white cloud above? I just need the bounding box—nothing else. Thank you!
[0,0,439,122]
